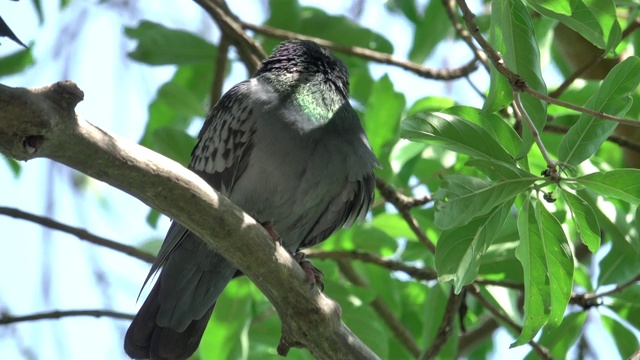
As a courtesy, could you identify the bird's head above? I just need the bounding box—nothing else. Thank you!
[255,40,350,100]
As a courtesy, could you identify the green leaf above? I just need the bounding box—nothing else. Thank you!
[465,159,536,181]
[364,75,405,158]
[145,208,161,228]
[524,312,587,360]
[561,190,600,252]
[526,0,572,15]
[433,174,536,229]
[495,0,548,157]
[598,242,639,285]
[601,314,639,358]
[400,112,514,163]
[484,3,513,114]
[409,0,452,63]
[125,21,217,65]
[558,57,640,166]
[529,0,620,51]
[3,155,21,177]
[576,169,640,205]
[513,198,574,346]
[298,8,393,53]
[263,0,302,52]
[150,127,197,166]
[407,96,456,117]
[0,47,34,77]
[201,279,254,360]
[385,0,419,23]
[441,106,522,158]
[437,202,511,293]
[140,64,211,147]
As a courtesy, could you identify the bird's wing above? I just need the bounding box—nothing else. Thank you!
[143,80,257,288]
[299,107,379,249]
[300,171,376,249]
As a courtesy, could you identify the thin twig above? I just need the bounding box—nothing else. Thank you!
[193,0,265,73]
[0,206,155,264]
[337,260,422,358]
[571,273,640,309]
[0,310,134,324]
[240,21,478,81]
[421,288,463,360]
[457,318,500,356]
[442,0,489,71]
[211,34,230,105]
[375,177,436,253]
[544,123,640,153]
[524,87,640,127]
[513,92,558,181]
[467,285,553,360]
[305,249,437,281]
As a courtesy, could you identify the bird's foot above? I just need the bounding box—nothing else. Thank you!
[293,252,324,291]
[260,220,282,245]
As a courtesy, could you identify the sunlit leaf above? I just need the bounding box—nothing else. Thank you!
[601,314,639,358]
[401,112,515,163]
[433,174,536,229]
[558,57,640,166]
[437,202,511,293]
[561,190,600,252]
[0,47,34,77]
[513,198,573,346]
[526,0,572,15]
[576,169,640,205]
[494,0,548,157]
[365,75,405,158]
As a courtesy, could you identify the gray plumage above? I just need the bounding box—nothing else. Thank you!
[124,40,379,360]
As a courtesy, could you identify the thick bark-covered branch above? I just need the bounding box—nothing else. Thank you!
[0,81,379,360]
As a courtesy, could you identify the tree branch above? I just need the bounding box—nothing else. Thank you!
[0,310,134,324]
[0,81,378,359]
[193,0,264,73]
[239,21,478,81]
[441,0,489,71]
[467,285,552,360]
[421,288,463,360]
[305,249,437,281]
[375,177,436,253]
[570,273,640,310]
[0,206,156,264]
[544,123,640,153]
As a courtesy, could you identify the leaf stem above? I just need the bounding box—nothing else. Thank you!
[513,92,559,181]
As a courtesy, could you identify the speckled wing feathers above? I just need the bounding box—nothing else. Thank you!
[190,81,256,196]
[145,81,256,290]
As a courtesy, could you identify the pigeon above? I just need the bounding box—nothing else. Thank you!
[124,39,379,360]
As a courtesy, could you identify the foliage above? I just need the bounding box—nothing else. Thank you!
[3,0,640,359]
